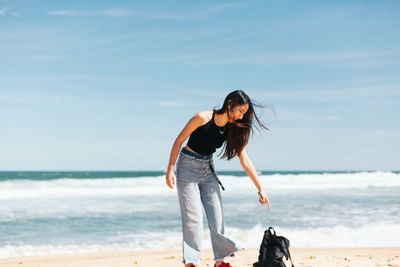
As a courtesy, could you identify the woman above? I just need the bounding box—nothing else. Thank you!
[166,90,271,267]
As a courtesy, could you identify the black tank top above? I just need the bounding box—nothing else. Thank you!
[187,112,229,155]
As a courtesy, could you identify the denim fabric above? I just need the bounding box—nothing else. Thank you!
[176,148,241,265]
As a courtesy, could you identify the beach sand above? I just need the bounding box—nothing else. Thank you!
[0,247,399,267]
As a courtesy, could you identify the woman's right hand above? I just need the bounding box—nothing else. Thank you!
[166,170,175,189]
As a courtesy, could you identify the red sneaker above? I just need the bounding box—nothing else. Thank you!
[214,262,232,267]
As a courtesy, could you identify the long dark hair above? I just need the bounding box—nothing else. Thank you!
[215,90,269,160]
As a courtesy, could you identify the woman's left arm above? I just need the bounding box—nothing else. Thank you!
[238,148,271,210]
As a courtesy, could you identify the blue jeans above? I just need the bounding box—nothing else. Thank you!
[176,148,241,265]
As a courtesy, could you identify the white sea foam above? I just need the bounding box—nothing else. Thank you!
[0,176,170,200]
[225,223,400,248]
[0,172,399,200]
[0,231,182,258]
[1,223,399,258]
[1,171,398,259]
[226,171,400,192]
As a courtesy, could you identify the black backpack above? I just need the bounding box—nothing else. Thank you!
[253,227,294,267]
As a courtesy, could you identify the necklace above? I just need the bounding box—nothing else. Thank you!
[214,112,228,134]
[218,124,227,134]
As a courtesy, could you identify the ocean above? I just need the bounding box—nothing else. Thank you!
[1,170,399,258]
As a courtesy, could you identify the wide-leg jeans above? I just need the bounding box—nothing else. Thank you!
[176,148,241,265]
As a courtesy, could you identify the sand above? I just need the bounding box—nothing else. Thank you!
[0,247,399,267]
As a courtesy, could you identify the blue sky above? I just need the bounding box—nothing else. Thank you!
[1,0,399,171]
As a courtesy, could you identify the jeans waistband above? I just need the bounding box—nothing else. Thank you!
[181,147,212,160]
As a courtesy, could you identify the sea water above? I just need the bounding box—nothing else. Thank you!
[1,170,399,258]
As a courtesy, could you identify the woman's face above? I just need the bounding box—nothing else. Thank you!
[228,103,249,122]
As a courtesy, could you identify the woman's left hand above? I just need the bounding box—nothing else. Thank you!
[258,191,271,211]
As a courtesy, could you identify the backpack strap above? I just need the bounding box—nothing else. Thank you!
[267,227,276,236]
[275,235,294,267]
[286,246,294,267]
[277,241,294,267]
[265,227,295,267]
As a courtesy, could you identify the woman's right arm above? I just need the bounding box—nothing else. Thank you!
[165,112,206,189]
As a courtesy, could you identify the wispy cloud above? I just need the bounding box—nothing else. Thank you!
[179,89,230,99]
[0,93,73,105]
[47,8,139,17]
[124,48,400,68]
[103,8,139,17]
[0,7,8,16]
[273,127,400,138]
[253,83,400,101]
[47,10,87,16]
[179,50,400,66]
[343,75,400,86]
[0,74,98,81]
[277,109,339,121]
[0,92,119,107]
[152,3,247,20]
[178,82,400,104]
[46,3,245,20]
[155,100,185,107]
[207,3,246,13]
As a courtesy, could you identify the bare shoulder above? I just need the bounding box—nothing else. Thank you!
[193,110,213,123]
[177,110,213,141]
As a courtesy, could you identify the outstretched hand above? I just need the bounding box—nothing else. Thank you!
[258,191,271,210]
